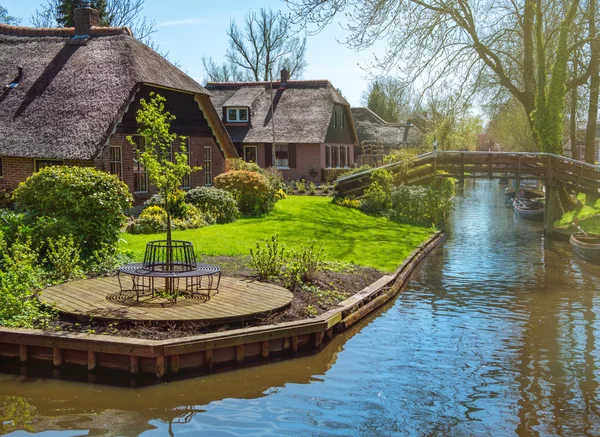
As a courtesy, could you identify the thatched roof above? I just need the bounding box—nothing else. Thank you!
[351,107,421,148]
[0,26,235,160]
[206,80,356,144]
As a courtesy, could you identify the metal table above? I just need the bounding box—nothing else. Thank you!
[117,262,221,303]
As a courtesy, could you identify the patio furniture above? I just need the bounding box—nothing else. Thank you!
[117,240,221,303]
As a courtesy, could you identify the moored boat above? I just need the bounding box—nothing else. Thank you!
[512,198,544,222]
[569,233,600,262]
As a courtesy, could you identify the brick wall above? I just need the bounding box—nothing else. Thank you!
[280,143,322,182]
[0,157,95,189]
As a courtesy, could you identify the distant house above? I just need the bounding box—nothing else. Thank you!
[351,107,422,165]
[206,70,358,182]
[564,123,600,162]
[0,6,236,205]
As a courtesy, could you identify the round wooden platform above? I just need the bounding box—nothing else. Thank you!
[40,276,293,324]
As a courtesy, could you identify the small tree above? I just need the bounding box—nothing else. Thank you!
[127,92,199,247]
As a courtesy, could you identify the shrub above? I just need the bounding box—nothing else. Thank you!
[0,234,54,328]
[185,186,239,224]
[275,189,287,200]
[145,190,189,219]
[307,181,317,195]
[294,179,307,193]
[0,187,13,209]
[86,244,133,277]
[214,170,275,216]
[391,178,455,225]
[226,158,262,173]
[45,235,84,282]
[360,168,393,214]
[249,234,285,280]
[260,166,286,192]
[172,204,207,230]
[13,166,132,255]
[333,197,361,209]
[285,240,324,286]
[128,205,168,234]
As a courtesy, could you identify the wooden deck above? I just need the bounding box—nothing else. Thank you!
[40,276,293,324]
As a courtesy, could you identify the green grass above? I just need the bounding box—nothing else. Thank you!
[556,193,600,234]
[120,196,434,273]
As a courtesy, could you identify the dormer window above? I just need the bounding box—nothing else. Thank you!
[226,107,249,123]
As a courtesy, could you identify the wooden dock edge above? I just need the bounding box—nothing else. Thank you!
[0,231,444,382]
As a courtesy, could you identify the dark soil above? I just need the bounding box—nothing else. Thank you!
[48,256,384,340]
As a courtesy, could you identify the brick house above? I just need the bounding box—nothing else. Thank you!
[351,107,422,166]
[205,70,358,183]
[0,7,236,205]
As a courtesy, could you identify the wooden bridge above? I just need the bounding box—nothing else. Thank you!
[336,151,600,234]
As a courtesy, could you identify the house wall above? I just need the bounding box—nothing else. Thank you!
[325,104,355,145]
[279,143,321,183]
[0,157,95,189]
[321,143,355,169]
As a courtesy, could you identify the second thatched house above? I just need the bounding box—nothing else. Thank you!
[351,107,422,166]
[206,70,359,183]
[0,6,236,204]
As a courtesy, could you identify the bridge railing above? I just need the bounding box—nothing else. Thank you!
[335,151,600,197]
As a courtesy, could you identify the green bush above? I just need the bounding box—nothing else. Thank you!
[185,186,239,224]
[360,168,393,214]
[249,234,285,280]
[391,178,455,225]
[286,240,324,286]
[172,204,208,230]
[0,234,54,328]
[13,166,132,255]
[260,166,286,192]
[127,205,168,234]
[144,190,189,219]
[214,170,276,216]
[226,158,262,173]
[45,235,84,282]
[86,244,133,277]
[333,197,361,209]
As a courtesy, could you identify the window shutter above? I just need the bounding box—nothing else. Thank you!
[288,144,297,168]
[265,143,273,167]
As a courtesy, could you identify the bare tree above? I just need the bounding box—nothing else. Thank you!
[288,0,595,154]
[32,0,156,42]
[0,4,20,25]
[204,8,307,82]
[360,77,417,122]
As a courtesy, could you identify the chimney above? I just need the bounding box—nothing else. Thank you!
[280,68,290,83]
[73,5,100,37]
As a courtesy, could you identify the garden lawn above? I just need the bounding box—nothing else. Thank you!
[121,196,435,273]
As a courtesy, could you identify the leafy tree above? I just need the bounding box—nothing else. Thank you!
[361,77,416,123]
[487,98,537,152]
[0,4,20,25]
[203,8,307,82]
[127,93,199,245]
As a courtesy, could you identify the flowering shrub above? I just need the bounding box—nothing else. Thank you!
[214,170,276,216]
[333,197,361,209]
[185,186,239,224]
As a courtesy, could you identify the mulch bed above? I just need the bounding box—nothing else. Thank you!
[46,256,383,340]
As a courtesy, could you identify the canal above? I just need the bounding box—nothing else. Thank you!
[2,179,600,436]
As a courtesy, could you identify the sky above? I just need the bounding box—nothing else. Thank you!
[2,0,391,106]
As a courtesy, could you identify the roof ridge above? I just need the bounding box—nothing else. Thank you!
[206,79,331,88]
[0,23,131,38]
[352,106,411,127]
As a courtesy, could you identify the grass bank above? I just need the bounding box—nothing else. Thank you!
[121,196,434,273]
[556,193,600,233]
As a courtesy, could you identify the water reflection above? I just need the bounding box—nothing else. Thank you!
[4,179,600,436]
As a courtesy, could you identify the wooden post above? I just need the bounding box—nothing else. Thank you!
[156,355,165,378]
[52,347,62,367]
[291,336,298,355]
[488,154,493,179]
[169,355,179,374]
[236,345,244,365]
[87,351,96,372]
[544,182,560,236]
[205,349,213,371]
[314,331,324,349]
[326,328,334,341]
[261,341,269,359]
[19,345,27,363]
[515,155,522,197]
[130,355,139,375]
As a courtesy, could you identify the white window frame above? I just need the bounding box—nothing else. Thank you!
[132,135,148,193]
[204,146,212,186]
[244,145,258,163]
[109,145,123,180]
[226,107,249,123]
[274,144,289,169]
[178,138,191,189]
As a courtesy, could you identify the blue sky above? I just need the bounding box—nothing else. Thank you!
[2,0,389,106]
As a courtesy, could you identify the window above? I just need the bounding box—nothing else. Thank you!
[341,110,345,129]
[341,146,347,168]
[35,159,63,172]
[204,146,212,186]
[109,145,123,180]
[275,144,289,168]
[178,139,191,188]
[332,146,340,168]
[244,145,258,163]
[131,136,148,193]
[325,145,332,168]
[333,110,337,128]
[226,107,249,123]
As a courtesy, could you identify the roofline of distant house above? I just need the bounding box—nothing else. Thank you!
[352,106,415,128]
[0,23,132,37]
[206,80,332,88]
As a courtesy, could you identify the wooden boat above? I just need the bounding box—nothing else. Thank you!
[512,198,544,221]
[505,188,545,202]
[569,233,600,262]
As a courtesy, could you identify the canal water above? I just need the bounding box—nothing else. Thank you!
[2,180,600,436]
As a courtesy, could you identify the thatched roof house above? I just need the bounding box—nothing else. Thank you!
[206,70,359,182]
[351,107,422,150]
[0,6,236,202]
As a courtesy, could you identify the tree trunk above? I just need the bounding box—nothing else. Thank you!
[585,0,599,165]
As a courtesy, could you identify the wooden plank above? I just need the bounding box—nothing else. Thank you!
[53,347,62,367]
[236,344,244,364]
[261,341,269,359]
[156,355,165,378]
[169,355,179,374]
[205,349,213,370]
[88,350,96,371]
[130,355,139,374]
[19,345,27,362]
